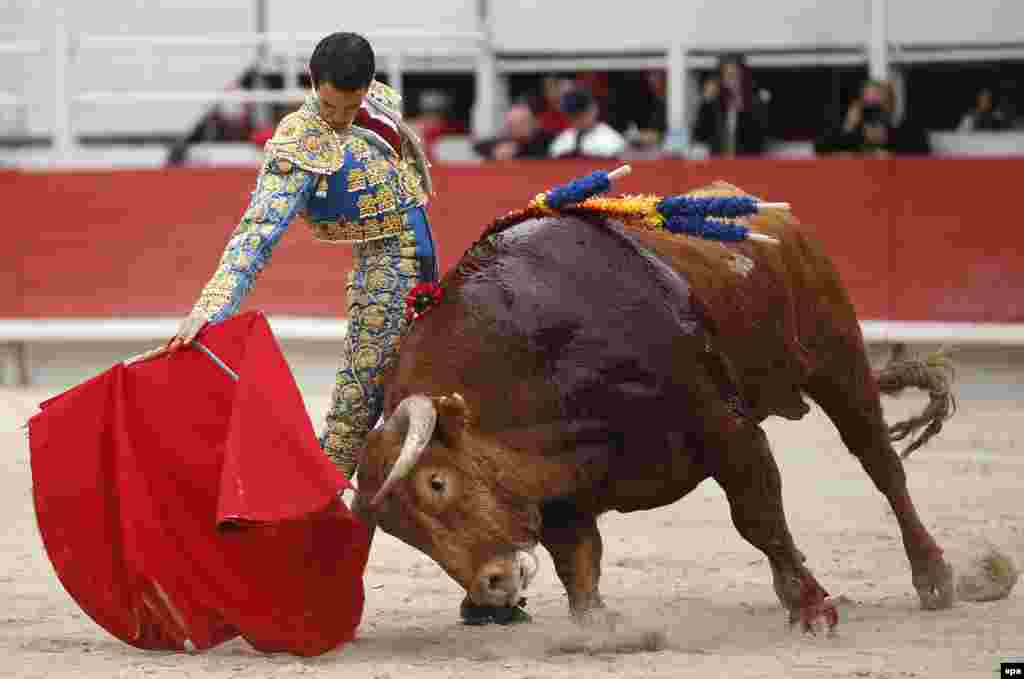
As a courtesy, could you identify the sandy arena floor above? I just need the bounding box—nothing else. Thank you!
[1,352,1022,678]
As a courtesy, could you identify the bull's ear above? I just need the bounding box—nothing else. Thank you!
[434,392,471,446]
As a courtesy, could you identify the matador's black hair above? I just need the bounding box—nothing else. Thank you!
[309,32,375,90]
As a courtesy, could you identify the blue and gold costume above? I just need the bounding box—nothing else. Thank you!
[193,81,436,476]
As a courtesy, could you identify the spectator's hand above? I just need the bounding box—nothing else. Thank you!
[492,140,520,160]
[843,100,863,132]
[632,129,662,148]
[702,78,721,101]
[864,123,890,148]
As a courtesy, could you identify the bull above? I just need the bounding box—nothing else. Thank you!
[352,182,956,632]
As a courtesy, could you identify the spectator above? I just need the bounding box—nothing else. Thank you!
[958,87,1013,131]
[574,71,613,120]
[815,79,930,156]
[548,87,627,159]
[249,103,293,147]
[534,76,573,135]
[692,54,768,156]
[624,69,668,151]
[472,102,554,160]
[167,66,294,165]
[407,89,467,164]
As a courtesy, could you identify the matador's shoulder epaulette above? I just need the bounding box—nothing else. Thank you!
[365,80,402,118]
[264,108,344,175]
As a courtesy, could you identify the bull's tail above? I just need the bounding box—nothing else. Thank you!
[874,344,957,459]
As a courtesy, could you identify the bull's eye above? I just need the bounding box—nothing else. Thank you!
[415,467,456,510]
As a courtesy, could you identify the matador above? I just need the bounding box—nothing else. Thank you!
[167,32,437,479]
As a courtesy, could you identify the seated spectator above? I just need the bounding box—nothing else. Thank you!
[574,71,613,120]
[958,88,1013,132]
[534,76,573,135]
[407,89,467,164]
[815,79,930,156]
[472,103,554,160]
[692,54,768,157]
[548,87,627,159]
[624,69,668,151]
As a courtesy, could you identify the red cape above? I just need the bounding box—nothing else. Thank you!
[28,311,370,656]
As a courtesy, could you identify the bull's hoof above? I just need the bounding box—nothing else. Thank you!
[575,606,626,631]
[787,597,839,637]
[460,597,532,626]
[914,557,955,610]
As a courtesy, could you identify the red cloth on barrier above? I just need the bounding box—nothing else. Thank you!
[28,311,370,656]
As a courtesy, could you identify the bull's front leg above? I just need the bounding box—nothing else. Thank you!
[540,499,615,624]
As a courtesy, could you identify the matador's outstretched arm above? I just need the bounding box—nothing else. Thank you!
[192,158,316,323]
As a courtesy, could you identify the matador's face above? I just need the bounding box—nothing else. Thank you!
[315,82,368,131]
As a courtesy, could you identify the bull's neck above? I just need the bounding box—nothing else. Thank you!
[482,428,609,502]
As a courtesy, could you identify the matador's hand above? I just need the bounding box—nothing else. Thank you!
[123,310,209,366]
[167,310,209,352]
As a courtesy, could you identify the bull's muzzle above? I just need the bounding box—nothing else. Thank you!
[470,551,539,607]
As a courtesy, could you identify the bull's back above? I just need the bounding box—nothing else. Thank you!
[390,206,853,448]
[390,214,715,450]
[630,207,861,418]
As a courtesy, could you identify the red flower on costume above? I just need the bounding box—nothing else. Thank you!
[404,282,444,322]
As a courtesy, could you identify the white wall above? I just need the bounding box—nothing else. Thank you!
[490,0,1024,53]
[491,0,867,51]
[890,4,1024,45]
[265,0,480,41]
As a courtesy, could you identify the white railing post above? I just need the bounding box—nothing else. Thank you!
[667,42,687,134]
[285,32,299,90]
[52,12,75,162]
[387,52,404,104]
[0,342,29,387]
[471,0,499,138]
[868,0,889,81]
[665,41,689,153]
[472,52,499,138]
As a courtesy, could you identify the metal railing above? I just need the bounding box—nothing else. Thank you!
[3,12,1024,163]
[0,31,873,161]
[0,39,46,137]
[2,24,493,161]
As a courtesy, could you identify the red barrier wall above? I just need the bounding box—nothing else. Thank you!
[3,159,1023,322]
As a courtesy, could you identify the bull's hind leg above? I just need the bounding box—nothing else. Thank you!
[804,345,954,610]
[708,422,839,634]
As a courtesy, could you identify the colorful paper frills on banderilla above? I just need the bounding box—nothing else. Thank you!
[528,165,786,244]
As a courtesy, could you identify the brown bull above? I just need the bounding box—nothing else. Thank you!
[353,182,955,632]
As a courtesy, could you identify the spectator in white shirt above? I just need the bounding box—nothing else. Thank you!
[548,87,627,159]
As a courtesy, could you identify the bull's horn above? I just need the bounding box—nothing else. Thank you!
[519,550,540,590]
[371,394,437,507]
[351,491,378,546]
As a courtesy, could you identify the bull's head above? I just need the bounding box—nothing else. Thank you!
[353,393,541,608]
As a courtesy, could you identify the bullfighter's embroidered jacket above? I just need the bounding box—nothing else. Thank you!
[193,80,436,322]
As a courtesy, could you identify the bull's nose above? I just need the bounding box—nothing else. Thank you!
[473,560,522,607]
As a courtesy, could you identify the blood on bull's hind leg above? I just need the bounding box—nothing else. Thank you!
[804,347,954,611]
[709,422,838,634]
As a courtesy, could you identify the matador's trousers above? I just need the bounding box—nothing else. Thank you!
[319,219,437,478]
